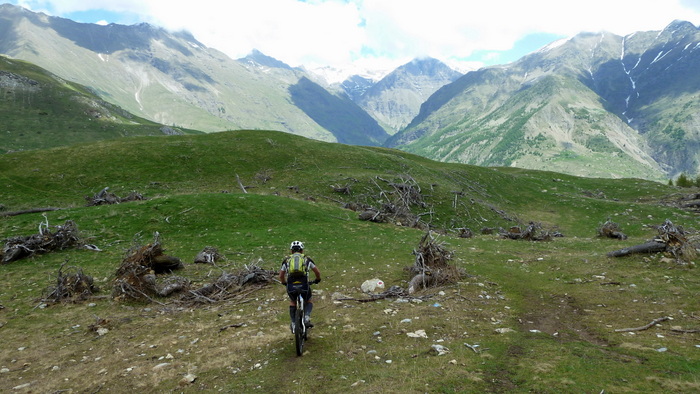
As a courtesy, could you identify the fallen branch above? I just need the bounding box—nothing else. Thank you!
[464,343,481,353]
[0,207,61,217]
[607,241,667,257]
[614,316,670,332]
[334,286,433,303]
[219,322,246,332]
[236,174,248,194]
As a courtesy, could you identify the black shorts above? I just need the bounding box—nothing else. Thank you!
[287,277,311,302]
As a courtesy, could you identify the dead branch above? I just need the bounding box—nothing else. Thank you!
[606,241,667,257]
[235,174,248,194]
[0,207,61,217]
[180,263,276,304]
[607,219,697,263]
[42,262,99,303]
[335,286,433,303]
[407,231,462,294]
[330,183,353,195]
[85,187,144,206]
[670,328,700,333]
[1,219,81,264]
[500,222,554,241]
[219,322,246,332]
[614,316,670,332]
[464,343,481,353]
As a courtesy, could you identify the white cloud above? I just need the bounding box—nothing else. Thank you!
[8,0,700,75]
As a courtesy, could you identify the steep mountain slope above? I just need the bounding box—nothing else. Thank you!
[0,4,386,146]
[0,55,199,153]
[349,57,462,134]
[389,21,700,180]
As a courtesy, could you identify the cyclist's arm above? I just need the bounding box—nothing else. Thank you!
[311,266,321,282]
[279,260,288,285]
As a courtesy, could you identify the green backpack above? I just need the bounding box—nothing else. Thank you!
[287,253,308,279]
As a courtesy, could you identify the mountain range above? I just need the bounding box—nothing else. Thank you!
[389,21,700,180]
[1,3,699,181]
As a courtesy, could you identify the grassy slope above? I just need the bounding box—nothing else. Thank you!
[0,55,201,153]
[0,130,698,393]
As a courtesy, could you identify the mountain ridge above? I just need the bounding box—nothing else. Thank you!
[390,20,700,180]
[0,4,388,146]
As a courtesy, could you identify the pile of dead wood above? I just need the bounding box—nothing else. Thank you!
[181,263,277,304]
[500,222,558,241]
[111,232,184,301]
[42,263,98,303]
[406,231,463,293]
[85,187,144,206]
[356,175,430,229]
[607,219,698,264]
[1,218,81,264]
[597,219,628,240]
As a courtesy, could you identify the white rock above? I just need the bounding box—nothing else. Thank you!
[495,328,516,334]
[407,329,428,338]
[153,363,170,371]
[361,278,385,293]
[180,373,197,386]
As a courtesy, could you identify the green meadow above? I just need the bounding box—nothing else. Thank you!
[0,130,698,393]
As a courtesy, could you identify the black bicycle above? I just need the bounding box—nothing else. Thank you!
[293,287,309,356]
[288,281,317,356]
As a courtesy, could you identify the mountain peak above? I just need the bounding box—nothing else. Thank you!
[663,19,698,34]
[239,49,292,69]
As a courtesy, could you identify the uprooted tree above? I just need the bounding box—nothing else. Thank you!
[607,219,699,264]
[41,262,99,304]
[112,232,184,302]
[406,231,464,293]
[1,217,82,264]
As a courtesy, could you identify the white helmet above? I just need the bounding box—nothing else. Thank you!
[290,240,304,250]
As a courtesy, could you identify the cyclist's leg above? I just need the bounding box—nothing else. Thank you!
[302,285,314,326]
[287,285,298,332]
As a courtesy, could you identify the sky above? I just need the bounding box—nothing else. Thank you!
[6,0,700,80]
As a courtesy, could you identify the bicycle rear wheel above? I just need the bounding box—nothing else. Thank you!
[294,296,305,356]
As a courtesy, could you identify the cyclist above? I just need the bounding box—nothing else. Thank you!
[279,240,321,332]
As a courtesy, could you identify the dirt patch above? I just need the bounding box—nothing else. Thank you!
[483,345,523,393]
[519,294,610,347]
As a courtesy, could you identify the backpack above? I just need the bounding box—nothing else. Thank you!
[286,253,308,279]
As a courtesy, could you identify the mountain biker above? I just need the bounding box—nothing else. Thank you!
[279,240,321,332]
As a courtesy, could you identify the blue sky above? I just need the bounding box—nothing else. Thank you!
[6,0,700,80]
